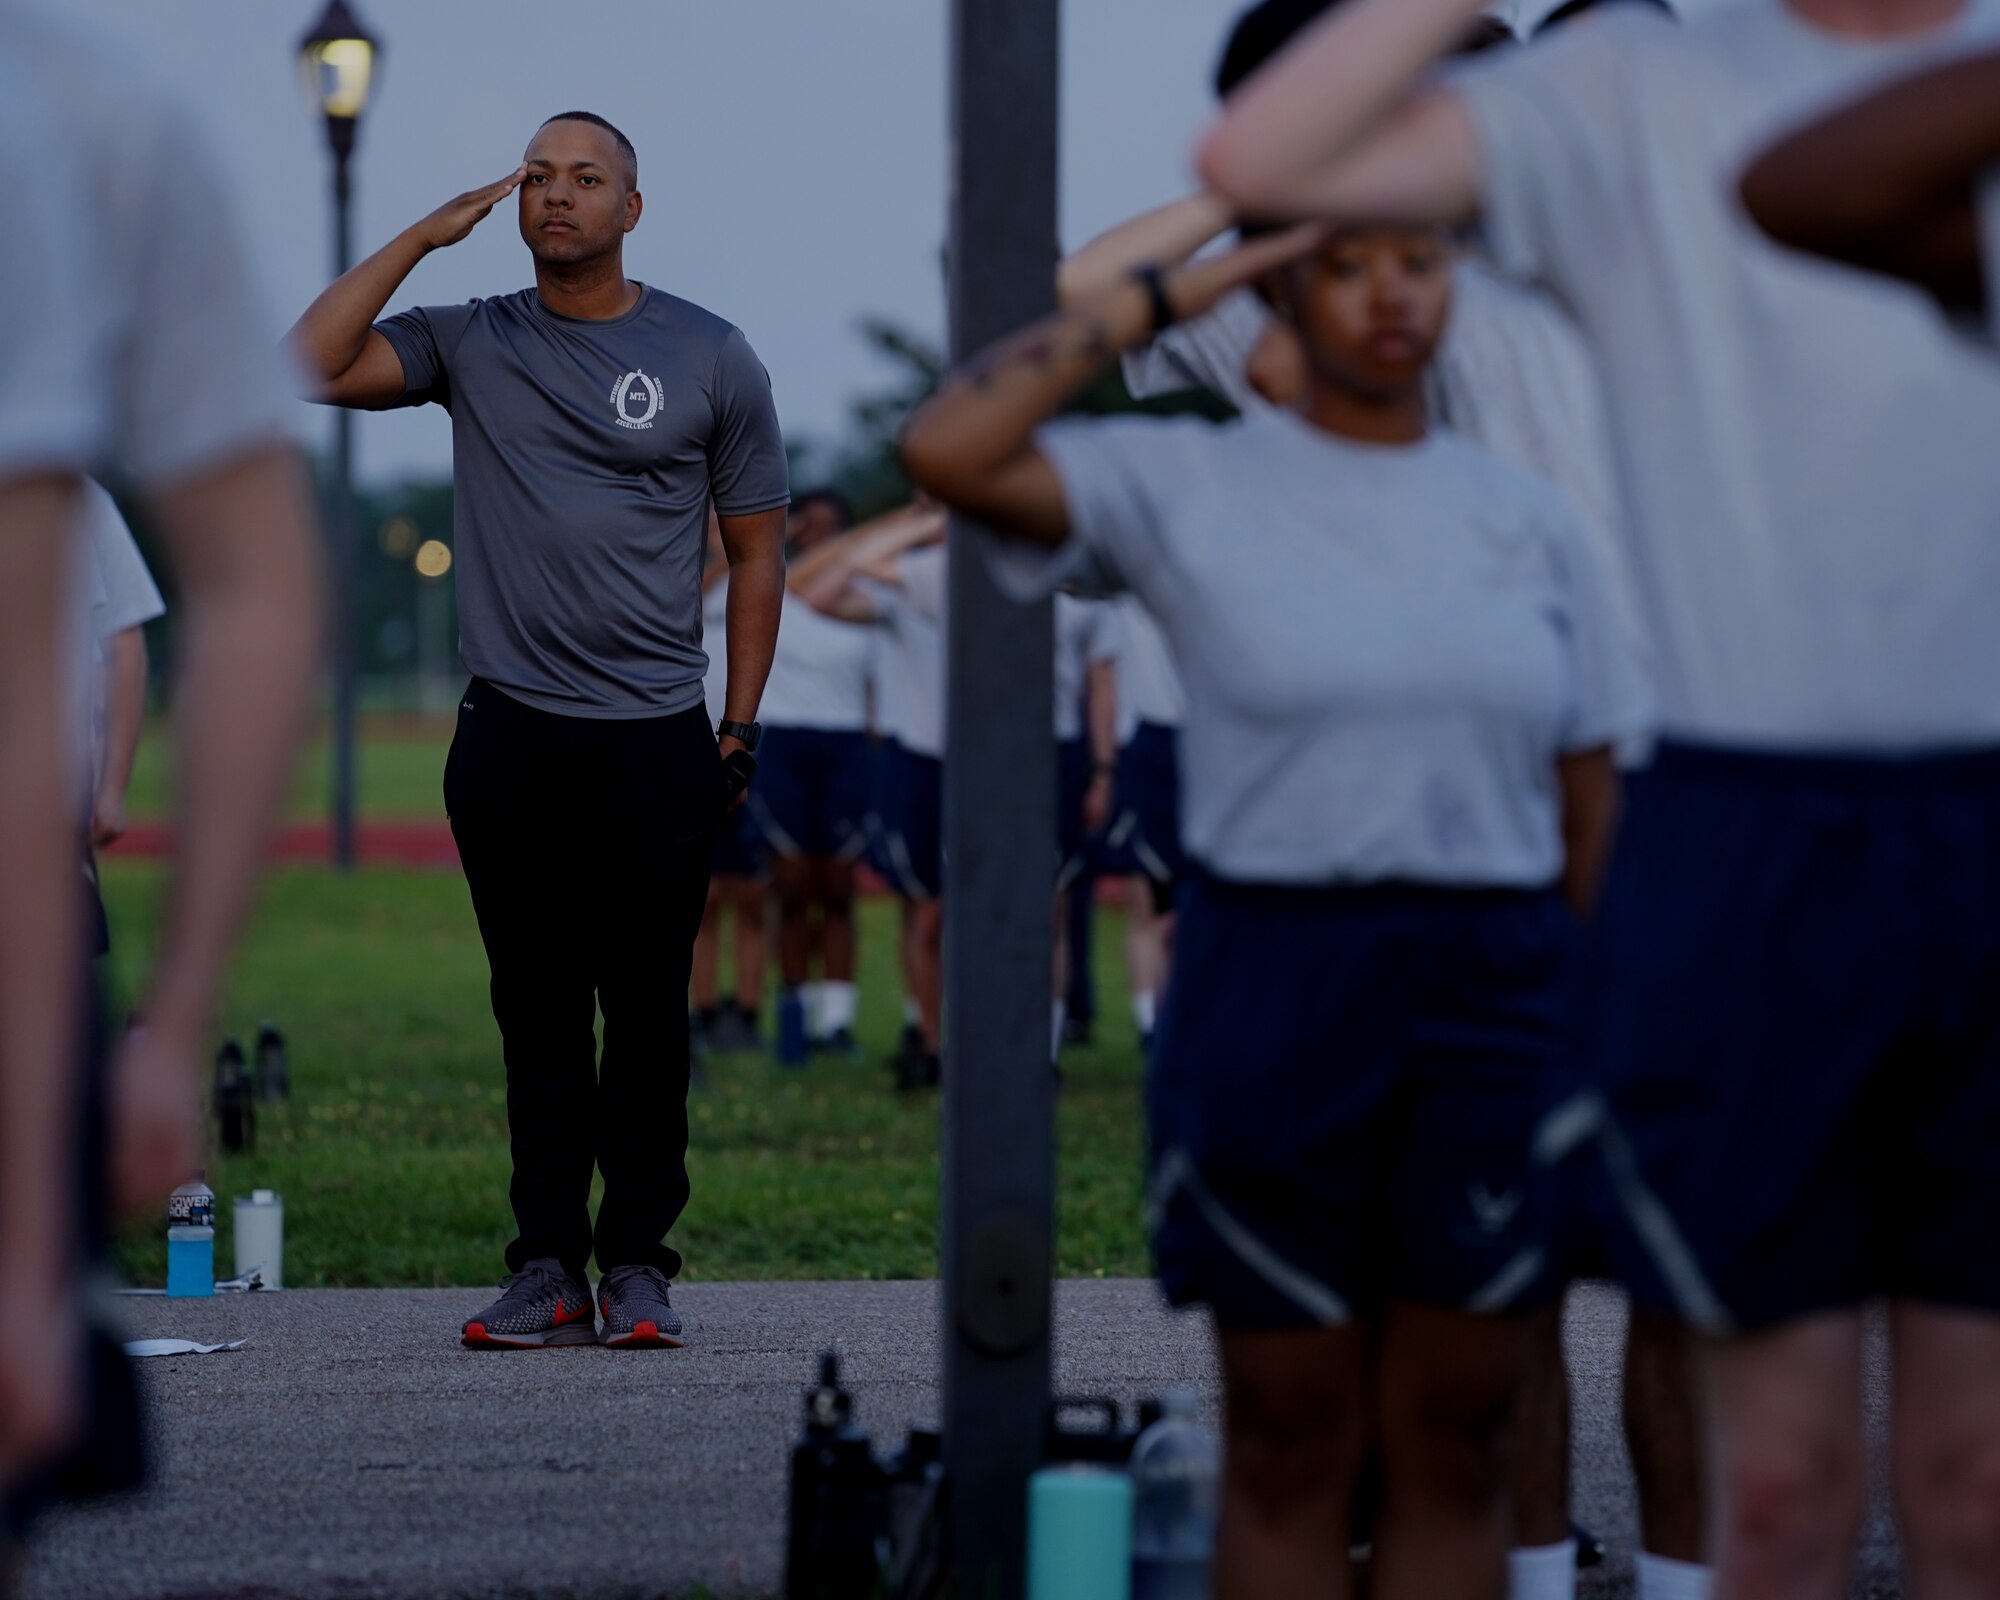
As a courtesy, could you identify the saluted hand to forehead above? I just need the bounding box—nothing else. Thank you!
[415,166,529,252]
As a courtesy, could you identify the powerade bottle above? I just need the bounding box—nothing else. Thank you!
[167,1172,216,1229]
[1129,1389,1219,1600]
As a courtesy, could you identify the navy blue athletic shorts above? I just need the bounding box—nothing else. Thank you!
[1107,722,1184,903]
[1149,872,1575,1330]
[1588,741,2000,1334]
[711,800,767,881]
[876,741,943,902]
[748,724,870,863]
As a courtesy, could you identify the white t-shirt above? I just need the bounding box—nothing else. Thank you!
[1981,167,2000,343]
[1019,411,1649,887]
[1053,595,1121,743]
[1455,0,2000,751]
[71,480,165,782]
[859,546,948,760]
[1126,263,1649,682]
[0,59,104,481]
[760,591,874,732]
[0,4,291,488]
[1115,597,1187,741]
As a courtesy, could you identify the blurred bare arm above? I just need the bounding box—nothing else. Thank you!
[1557,747,1620,919]
[1083,658,1118,833]
[91,627,148,848]
[1195,0,1486,227]
[1057,192,1236,307]
[1739,49,2000,314]
[794,510,947,619]
[0,472,85,1479]
[111,445,323,1217]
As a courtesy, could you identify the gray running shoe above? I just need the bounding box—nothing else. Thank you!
[461,1259,596,1350]
[596,1265,685,1349]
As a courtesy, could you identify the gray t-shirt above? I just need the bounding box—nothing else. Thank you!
[376,286,790,719]
[1455,0,2000,751]
[1016,411,1649,888]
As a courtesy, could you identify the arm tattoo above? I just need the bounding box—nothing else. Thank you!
[960,313,1118,394]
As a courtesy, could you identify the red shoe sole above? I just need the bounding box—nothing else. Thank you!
[460,1321,597,1350]
[599,1320,685,1349]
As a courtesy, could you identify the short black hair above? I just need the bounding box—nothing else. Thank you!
[538,111,638,184]
[792,488,854,529]
[1216,0,1513,99]
[1536,0,1672,34]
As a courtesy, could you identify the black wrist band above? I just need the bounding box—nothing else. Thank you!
[1133,264,1178,336]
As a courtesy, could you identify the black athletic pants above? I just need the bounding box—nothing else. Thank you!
[445,679,723,1284]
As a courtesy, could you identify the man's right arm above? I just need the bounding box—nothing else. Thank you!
[284,166,527,409]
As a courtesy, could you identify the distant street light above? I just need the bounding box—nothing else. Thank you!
[298,0,381,871]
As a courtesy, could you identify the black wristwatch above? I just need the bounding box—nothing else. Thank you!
[718,719,762,753]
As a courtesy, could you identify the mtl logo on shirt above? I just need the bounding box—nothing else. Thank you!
[610,368,662,431]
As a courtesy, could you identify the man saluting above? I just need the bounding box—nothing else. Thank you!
[287,111,789,1350]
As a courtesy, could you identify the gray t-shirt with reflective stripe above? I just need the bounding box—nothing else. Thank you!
[377,286,789,719]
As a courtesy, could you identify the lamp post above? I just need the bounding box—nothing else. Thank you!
[298,0,380,871]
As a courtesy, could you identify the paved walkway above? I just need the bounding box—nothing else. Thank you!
[25,1282,1899,1599]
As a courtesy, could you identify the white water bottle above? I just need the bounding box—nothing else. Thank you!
[1130,1390,1219,1600]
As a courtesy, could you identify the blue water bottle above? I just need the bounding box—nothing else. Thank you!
[166,1172,217,1298]
[776,988,810,1068]
[1028,1463,1133,1600]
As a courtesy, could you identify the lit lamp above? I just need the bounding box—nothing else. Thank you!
[297,0,380,872]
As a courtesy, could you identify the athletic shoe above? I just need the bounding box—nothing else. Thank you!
[596,1265,685,1349]
[461,1259,596,1350]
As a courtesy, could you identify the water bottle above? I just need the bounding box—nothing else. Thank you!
[167,1172,216,1229]
[776,989,810,1068]
[1130,1389,1219,1600]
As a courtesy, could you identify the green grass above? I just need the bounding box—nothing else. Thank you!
[124,717,455,824]
[104,863,1150,1289]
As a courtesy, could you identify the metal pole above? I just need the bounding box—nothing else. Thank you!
[941,1,1059,1593]
[328,128,358,871]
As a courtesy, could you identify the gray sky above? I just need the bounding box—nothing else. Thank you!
[68,0,1253,487]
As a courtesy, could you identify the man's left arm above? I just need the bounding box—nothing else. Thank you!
[717,508,787,761]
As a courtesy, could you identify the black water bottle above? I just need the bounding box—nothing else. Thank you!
[213,1036,254,1154]
[786,1351,885,1600]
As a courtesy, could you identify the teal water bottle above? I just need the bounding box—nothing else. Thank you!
[1028,1463,1133,1600]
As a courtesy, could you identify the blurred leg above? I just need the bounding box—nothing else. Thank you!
[1627,1311,1708,1563]
[1374,1303,1525,1600]
[1891,1301,2000,1599]
[728,876,767,1014]
[690,881,722,1011]
[770,855,813,988]
[1707,1312,1865,1600]
[1513,1301,1573,1547]
[821,859,857,984]
[1216,1323,1370,1600]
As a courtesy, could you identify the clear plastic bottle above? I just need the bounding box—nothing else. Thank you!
[1130,1389,1219,1600]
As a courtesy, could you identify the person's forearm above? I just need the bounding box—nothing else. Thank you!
[1197,0,1486,218]
[145,447,322,1038]
[902,281,1160,504]
[722,551,783,729]
[283,227,431,391]
[0,477,82,1294]
[98,630,148,822]
[786,505,934,592]
[1739,49,2000,299]
[1058,192,1236,307]
[1086,661,1118,768]
[794,511,944,612]
[1557,751,1620,919]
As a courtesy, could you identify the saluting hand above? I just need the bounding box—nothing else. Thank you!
[415,166,529,250]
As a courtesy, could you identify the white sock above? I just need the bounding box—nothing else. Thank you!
[1051,1000,1067,1060]
[902,995,921,1028]
[1131,990,1157,1035]
[820,980,858,1033]
[1635,1551,1712,1600]
[1508,1541,1576,1600]
[800,980,827,1038]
